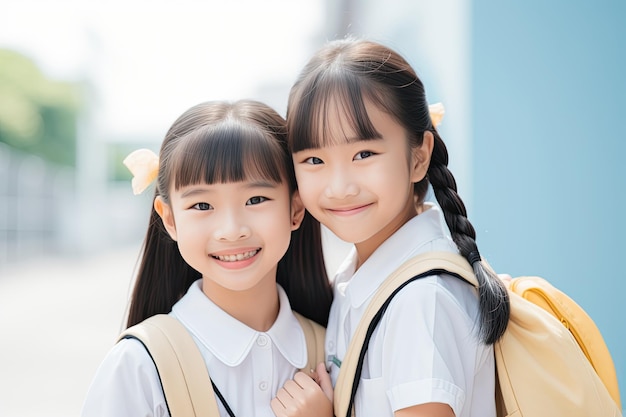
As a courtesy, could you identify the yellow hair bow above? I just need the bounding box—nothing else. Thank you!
[429,102,445,128]
[123,148,159,195]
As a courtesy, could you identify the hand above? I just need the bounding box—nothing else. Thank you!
[271,362,333,417]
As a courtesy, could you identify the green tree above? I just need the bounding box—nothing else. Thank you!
[0,48,83,166]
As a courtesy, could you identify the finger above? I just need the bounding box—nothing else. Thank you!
[270,397,286,417]
[316,361,329,374]
[275,387,294,404]
[309,368,320,384]
[293,371,319,390]
[274,387,299,416]
[284,378,304,394]
[316,362,334,401]
[293,371,310,384]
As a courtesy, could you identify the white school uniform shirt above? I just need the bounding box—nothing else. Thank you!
[81,281,308,417]
[326,203,495,417]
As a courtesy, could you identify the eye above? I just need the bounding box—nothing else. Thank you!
[192,202,212,210]
[354,151,375,160]
[246,196,269,205]
[303,156,324,165]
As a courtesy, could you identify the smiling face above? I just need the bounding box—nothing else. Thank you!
[151,103,304,297]
[293,98,431,264]
[155,178,302,295]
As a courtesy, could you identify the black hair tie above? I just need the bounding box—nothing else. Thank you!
[467,251,481,265]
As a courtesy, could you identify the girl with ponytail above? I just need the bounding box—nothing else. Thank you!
[273,38,510,417]
[82,100,333,417]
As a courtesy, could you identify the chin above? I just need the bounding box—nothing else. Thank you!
[332,232,362,245]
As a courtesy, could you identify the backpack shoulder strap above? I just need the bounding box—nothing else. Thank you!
[334,251,475,417]
[119,314,220,417]
[293,312,326,375]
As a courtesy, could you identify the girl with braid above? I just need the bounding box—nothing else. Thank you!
[271,38,510,417]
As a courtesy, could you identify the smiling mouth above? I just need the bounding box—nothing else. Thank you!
[212,249,259,262]
[328,203,372,214]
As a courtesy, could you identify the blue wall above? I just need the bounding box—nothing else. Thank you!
[472,0,626,403]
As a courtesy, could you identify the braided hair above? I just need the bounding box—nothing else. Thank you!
[287,37,509,344]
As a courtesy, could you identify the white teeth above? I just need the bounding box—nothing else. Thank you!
[215,250,258,262]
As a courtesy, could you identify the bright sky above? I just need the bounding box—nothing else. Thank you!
[0,0,324,142]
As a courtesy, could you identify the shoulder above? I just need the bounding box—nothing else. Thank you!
[98,337,160,381]
[383,273,480,330]
[81,338,166,416]
[372,274,488,380]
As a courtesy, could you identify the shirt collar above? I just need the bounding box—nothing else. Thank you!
[171,280,307,368]
[338,203,452,308]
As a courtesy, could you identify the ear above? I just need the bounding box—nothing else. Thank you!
[410,130,434,183]
[154,196,178,241]
[290,191,306,231]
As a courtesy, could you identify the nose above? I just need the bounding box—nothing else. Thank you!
[324,166,359,199]
[213,210,251,241]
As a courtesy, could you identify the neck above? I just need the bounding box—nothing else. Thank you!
[201,277,280,332]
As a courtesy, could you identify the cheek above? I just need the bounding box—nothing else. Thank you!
[261,208,294,251]
[175,226,201,249]
[176,215,212,240]
[371,161,412,197]
[269,204,294,229]
[294,171,320,204]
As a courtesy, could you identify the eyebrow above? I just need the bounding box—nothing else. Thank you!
[179,187,211,199]
[355,134,383,141]
[335,134,383,144]
[246,180,280,189]
[179,181,279,198]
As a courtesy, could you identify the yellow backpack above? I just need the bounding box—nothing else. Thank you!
[334,252,622,417]
[119,312,325,417]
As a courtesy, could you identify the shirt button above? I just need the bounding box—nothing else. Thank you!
[257,335,268,347]
[327,340,335,350]
[259,381,268,391]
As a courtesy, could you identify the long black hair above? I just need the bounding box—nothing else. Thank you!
[287,38,509,344]
[126,100,332,328]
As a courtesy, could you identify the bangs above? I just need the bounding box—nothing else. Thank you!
[289,71,388,152]
[169,122,288,190]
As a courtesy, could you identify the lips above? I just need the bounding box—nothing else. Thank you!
[327,203,372,216]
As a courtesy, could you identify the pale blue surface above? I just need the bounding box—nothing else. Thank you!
[472,0,626,404]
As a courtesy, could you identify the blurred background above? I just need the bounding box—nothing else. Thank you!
[0,0,624,415]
